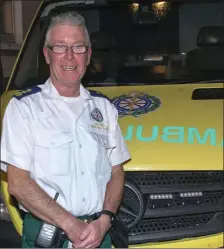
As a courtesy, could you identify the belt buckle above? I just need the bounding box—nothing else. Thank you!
[84,218,94,224]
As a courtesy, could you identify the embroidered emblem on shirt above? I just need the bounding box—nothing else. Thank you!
[112,91,161,118]
[90,123,109,131]
[13,86,42,100]
[91,108,103,122]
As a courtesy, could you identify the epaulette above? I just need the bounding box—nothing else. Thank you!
[13,86,42,100]
[88,89,112,102]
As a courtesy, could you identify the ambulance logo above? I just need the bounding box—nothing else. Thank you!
[112,91,161,118]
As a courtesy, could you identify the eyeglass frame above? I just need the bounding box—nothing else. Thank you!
[46,44,89,54]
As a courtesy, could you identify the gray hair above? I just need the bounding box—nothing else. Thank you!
[44,11,91,47]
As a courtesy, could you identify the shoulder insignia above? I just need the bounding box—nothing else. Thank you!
[88,90,112,102]
[13,86,42,100]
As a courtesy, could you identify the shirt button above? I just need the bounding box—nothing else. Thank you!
[79,144,82,148]
[82,198,86,202]
[81,171,84,175]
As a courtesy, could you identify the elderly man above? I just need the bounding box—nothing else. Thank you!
[1,11,130,248]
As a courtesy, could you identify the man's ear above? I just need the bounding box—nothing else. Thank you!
[87,47,92,66]
[43,47,50,64]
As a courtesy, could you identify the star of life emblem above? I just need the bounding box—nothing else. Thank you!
[91,108,103,122]
[112,91,161,118]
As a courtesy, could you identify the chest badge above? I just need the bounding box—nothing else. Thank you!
[91,108,103,122]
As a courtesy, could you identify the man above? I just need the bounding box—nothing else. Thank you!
[0,11,131,248]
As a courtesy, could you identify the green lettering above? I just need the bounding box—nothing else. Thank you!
[162,126,184,143]
[136,125,158,142]
[188,128,216,146]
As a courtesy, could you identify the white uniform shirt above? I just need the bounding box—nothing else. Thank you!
[1,79,131,216]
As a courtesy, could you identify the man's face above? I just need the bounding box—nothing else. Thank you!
[43,24,92,86]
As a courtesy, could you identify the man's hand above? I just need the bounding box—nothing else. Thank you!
[74,215,111,248]
[64,218,88,246]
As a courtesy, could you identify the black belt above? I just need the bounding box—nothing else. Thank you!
[78,212,101,223]
[20,210,101,222]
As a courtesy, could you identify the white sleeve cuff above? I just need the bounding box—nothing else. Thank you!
[1,162,7,172]
[0,149,31,172]
[110,150,131,166]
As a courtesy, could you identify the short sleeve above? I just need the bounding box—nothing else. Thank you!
[107,106,131,166]
[1,98,33,172]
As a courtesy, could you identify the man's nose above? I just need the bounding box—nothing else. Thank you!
[65,47,75,60]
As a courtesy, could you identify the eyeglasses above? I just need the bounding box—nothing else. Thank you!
[47,44,88,54]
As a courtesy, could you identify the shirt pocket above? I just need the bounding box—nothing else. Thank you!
[33,130,73,176]
[78,121,115,175]
[87,122,116,149]
[89,130,115,175]
[90,131,115,149]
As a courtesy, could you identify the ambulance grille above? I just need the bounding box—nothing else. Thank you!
[127,171,223,187]
[119,171,224,245]
[130,213,213,234]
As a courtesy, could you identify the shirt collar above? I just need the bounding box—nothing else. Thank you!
[40,78,93,101]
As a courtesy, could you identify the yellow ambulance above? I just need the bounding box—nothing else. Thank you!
[1,0,223,247]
